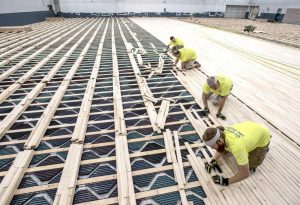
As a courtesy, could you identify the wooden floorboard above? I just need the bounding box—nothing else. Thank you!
[132,17,300,204]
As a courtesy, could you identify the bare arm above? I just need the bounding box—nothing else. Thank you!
[213,151,223,161]
[181,61,186,70]
[217,95,228,114]
[202,92,209,108]
[228,164,250,185]
[173,58,179,66]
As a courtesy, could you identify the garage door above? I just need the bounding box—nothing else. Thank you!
[225,5,249,18]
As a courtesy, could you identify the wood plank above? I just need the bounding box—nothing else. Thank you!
[15,162,194,195]
[112,18,136,205]
[186,155,218,205]
[185,142,228,205]
[166,129,177,163]
[46,17,64,21]
[53,144,83,205]
[0,19,90,82]
[23,19,103,149]
[173,131,186,184]
[137,53,143,65]
[0,142,204,178]
[0,150,34,204]
[0,83,45,139]
[52,19,108,205]
[155,100,170,129]
[79,181,201,205]
[0,26,32,32]
[163,131,172,163]
[156,53,165,74]
[116,19,161,133]
[122,18,146,54]
[71,19,109,143]
[0,21,73,60]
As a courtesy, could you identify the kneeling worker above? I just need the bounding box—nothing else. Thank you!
[165,36,184,53]
[202,75,233,120]
[203,121,271,186]
[173,48,201,70]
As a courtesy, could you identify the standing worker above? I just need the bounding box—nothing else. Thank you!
[173,48,201,70]
[202,75,233,120]
[165,36,184,53]
[203,121,271,186]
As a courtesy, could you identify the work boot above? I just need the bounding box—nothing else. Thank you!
[194,61,201,68]
[250,168,256,174]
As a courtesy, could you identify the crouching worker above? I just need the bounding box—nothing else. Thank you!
[202,75,233,120]
[173,48,201,70]
[165,36,184,53]
[203,121,271,186]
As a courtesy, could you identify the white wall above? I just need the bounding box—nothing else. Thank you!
[60,0,227,13]
[1,0,299,14]
[0,0,51,14]
[60,0,300,13]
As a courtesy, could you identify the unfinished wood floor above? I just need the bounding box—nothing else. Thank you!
[132,17,300,204]
[176,17,300,48]
[132,17,300,145]
[0,16,300,205]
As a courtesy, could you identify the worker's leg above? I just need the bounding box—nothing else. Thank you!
[184,60,195,69]
[248,144,269,170]
[171,46,177,54]
[184,60,201,70]
[214,85,233,106]
[193,60,201,68]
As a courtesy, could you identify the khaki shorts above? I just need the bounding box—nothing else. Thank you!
[184,59,197,69]
[248,141,270,169]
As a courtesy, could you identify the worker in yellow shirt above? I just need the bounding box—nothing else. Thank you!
[165,36,184,53]
[203,121,271,186]
[202,75,233,120]
[173,48,201,70]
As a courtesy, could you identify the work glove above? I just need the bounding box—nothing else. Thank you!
[216,113,226,120]
[205,159,217,174]
[212,175,229,186]
[203,107,210,116]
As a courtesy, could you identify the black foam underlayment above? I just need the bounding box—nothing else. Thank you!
[0,18,215,205]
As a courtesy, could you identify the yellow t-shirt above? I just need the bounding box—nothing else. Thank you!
[178,48,197,62]
[224,121,271,165]
[168,37,184,47]
[202,75,233,96]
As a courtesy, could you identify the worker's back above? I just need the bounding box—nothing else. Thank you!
[224,121,270,165]
[168,37,184,47]
[202,75,233,96]
[178,48,197,62]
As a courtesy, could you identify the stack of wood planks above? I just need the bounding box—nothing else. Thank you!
[0,26,32,33]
